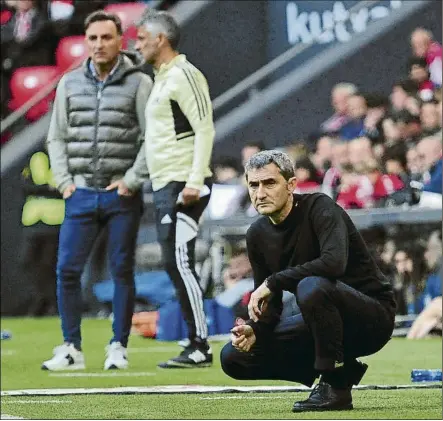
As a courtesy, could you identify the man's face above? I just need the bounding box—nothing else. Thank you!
[135,25,162,64]
[16,0,34,12]
[85,20,121,66]
[417,139,441,172]
[424,232,442,270]
[406,148,420,174]
[420,103,440,129]
[331,89,349,114]
[348,138,372,167]
[347,95,367,119]
[390,87,408,110]
[411,32,430,57]
[394,251,413,274]
[385,159,403,175]
[410,65,428,83]
[241,146,260,167]
[331,143,349,167]
[316,136,333,161]
[247,163,296,217]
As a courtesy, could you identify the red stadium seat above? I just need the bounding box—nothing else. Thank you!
[122,25,138,49]
[9,66,60,121]
[104,2,147,31]
[56,35,88,73]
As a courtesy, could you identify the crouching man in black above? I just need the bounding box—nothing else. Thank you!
[220,150,396,413]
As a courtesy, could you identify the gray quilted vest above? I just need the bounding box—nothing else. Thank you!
[63,52,144,184]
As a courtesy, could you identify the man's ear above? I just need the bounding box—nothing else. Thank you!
[287,176,297,193]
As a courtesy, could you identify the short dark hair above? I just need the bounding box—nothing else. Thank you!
[408,56,428,71]
[393,79,419,96]
[383,144,407,169]
[84,11,123,36]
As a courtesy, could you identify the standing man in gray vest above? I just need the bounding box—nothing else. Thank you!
[43,10,152,371]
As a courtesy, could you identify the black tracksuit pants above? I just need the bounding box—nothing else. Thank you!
[221,276,396,386]
[153,180,212,343]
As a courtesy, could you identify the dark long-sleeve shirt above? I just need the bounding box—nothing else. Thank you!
[246,193,394,339]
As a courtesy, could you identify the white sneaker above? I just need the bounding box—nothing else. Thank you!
[41,343,85,371]
[104,342,128,370]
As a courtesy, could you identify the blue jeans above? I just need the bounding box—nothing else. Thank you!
[56,188,142,349]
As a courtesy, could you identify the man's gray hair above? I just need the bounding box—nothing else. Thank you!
[244,150,295,181]
[137,9,180,49]
[332,82,358,96]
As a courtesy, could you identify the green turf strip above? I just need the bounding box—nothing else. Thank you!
[1,317,441,419]
[1,390,441,419]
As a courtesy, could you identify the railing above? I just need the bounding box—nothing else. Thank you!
[212,0,382,113]
[1,0,388,135]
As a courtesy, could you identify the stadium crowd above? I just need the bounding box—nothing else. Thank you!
[1,2,441,339]
[212,28,442,214]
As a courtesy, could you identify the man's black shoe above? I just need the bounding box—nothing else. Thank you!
[292,382,353,412]
[157,344,213,369]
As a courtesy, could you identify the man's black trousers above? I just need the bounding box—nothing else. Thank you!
[153,180,212,342]
[221,276,396,386]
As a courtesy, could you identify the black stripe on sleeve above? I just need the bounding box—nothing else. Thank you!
[183,63,209,117]
[180,67,205,120]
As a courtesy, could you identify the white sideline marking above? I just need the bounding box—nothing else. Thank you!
[1,415,25,420]
[1,383,440,396]
[3,400,72,404]
[49,372,156,378]
[200,396,287,400]
[1,350,16,356]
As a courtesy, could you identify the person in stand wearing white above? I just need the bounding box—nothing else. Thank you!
[135,9,215,368]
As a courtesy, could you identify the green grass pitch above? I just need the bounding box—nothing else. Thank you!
[1,317,441,419]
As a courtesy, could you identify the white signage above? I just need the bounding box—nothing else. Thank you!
[286,0,402,45]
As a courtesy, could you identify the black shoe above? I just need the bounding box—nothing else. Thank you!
[158,344,213,369]
[292,382,353,412]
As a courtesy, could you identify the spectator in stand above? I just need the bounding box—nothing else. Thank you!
[1,0,52,71]
[1,0,51,119]
[406,147,423,182]
[382,117,402,147]
[407,296,442,339]
[320,82,357,134]
[241,141,266,167]
[410,28,442,87]
[339,93,367,141]
[420,100,441,136]
[215,249,254,310]
[213,156,241,185]
[311,135,333,175]
[347,136,373,168]
[293,156,322,194]
[416,135,442,194]
[321,139,349,199]
[383,143,409,187]
[362,94,389,148]
[417,231,442,311]
[358,159,404,206]
[408,57,435,102]
[334,164,367,210]
[389,80,419,119]
[392,244,426,315]
[394,110,422,147]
